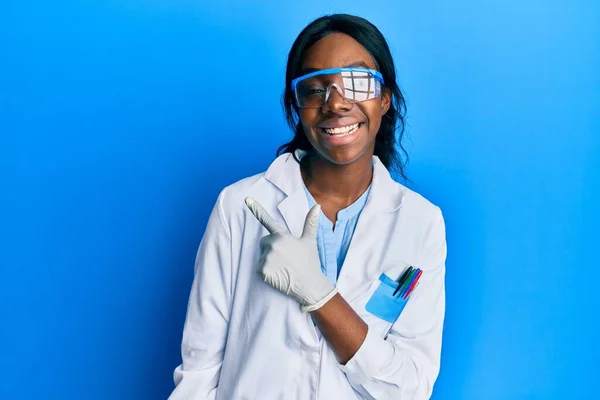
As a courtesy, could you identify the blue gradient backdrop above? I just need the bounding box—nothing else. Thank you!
[1,1,599,399]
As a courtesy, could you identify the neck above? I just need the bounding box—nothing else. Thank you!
[301,151,373,206]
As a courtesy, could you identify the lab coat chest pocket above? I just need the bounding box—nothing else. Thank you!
[365,274,409,322]
[352,263,411,337]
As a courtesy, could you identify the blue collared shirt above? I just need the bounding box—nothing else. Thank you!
[302,183,371,286]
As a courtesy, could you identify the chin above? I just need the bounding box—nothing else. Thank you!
[316,145,372,166]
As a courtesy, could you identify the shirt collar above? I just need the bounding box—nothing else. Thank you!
[302,181,370,221]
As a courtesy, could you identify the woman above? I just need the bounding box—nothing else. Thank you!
[169,14,447,400]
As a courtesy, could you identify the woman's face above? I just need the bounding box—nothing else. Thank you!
[298,32,391,166]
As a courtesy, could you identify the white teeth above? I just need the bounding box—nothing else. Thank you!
[323,123,360,136]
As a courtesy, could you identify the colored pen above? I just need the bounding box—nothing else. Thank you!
[392,267,412,296]
[403,269,422,299]
[400,268,420,298]
[405,282,420,299]
[397,267,418,298]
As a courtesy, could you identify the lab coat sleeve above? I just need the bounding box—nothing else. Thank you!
[339,208,447,400]
[168,189,232,400]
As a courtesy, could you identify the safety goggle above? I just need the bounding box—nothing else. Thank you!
[291,67,385,108]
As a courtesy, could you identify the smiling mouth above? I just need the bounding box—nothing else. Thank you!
[319,122,363,136]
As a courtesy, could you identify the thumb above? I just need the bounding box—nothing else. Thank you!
[301,204,321,239]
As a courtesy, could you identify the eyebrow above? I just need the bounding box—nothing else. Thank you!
[300,61,372,75]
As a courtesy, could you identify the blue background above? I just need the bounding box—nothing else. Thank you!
[1,1,599,399]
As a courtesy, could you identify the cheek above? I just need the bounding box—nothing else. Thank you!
[362,105,384,134]
[298,110,318,132]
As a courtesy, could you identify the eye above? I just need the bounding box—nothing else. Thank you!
[306,88,325,95]
[298,84,326,98]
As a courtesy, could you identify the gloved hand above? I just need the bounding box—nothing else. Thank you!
[245,197,338,312]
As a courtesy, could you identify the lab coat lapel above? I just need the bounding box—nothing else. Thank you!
[264,150,309,237]
[278,190,309,237]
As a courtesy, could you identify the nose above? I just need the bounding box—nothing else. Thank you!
[322,83,352,113]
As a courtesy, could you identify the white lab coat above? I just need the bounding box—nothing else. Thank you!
[169,150,447,400]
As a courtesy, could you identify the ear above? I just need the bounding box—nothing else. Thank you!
[380,87,392,116]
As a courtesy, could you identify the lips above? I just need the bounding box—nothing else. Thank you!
[320,122,361,136]
[318,117,365,133]
[316,121,364,146]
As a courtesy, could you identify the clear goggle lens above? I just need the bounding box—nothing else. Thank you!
[292,68,384,108]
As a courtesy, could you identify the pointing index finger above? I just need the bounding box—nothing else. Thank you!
[245,197,285,234]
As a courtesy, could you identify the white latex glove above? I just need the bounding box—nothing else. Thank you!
[245,197,338,312]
